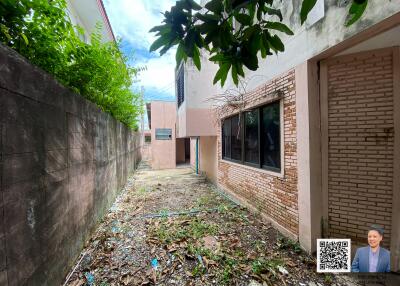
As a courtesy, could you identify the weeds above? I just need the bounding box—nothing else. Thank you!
[324,273,333,284]
[252,258,284,278]
[276,235,302,254]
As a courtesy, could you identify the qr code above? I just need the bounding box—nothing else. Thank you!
[317,239,351,273]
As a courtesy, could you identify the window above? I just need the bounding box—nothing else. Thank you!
[231,114,242,161]
[244,109,259,165]
[145,135,151,143]
[221,101,281,172]
[262,102,280,171]
[222,118,231,159]
[155,128,172,140]
[177,65,184,107]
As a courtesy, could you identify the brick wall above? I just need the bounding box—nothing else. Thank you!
[327,49,394,247]
[0,44,142,285]
[217,70,298,236]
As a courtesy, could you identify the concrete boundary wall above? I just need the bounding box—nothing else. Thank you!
[0,44,142,286]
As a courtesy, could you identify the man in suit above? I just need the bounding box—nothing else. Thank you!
[351,225,391,272]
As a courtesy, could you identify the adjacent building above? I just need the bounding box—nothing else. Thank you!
[176,0,400,271]
[66,0,115,43]
[146,101,191,170]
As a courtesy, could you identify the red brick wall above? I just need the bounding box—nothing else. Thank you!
[217,70,298,236]
[326,49,394,247]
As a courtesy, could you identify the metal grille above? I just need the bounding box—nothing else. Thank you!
[177,65,184,107]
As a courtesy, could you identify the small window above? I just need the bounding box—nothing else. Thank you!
[145,135,151,143]
[155,128,172,140]
[221,100,281,173]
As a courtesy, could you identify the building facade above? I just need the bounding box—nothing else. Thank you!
[176,0,400,271]
[146,101,191,170]
[66,0,115,43]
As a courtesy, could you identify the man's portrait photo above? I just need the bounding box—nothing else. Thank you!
[351,225,391,272]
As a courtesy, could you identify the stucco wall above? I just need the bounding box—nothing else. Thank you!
[176,56,220,138]
[190,138,197,170]
[199,136,218,183]
[0,44,141,286]
[150,101,176,170]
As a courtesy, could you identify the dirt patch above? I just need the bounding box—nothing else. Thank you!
[64,163,359,286]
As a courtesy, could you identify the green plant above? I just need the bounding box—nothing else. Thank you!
[276,236,302,254]
[150,0,371,86]
[251,257,284,278]
[0,0,143,129]
[188,219,218,238]
[324,273,333,284]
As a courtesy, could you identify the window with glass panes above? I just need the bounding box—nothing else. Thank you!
[221,101,281,172]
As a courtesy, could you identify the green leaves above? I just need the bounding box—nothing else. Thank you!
[0,0,143,130]
[149,36,170,53]
[300,0,317,25]
[265,22,293,35]
[192,45,201,70]
[300,0,369,26]
[213,62,231,86]
[346,0,368,26]
[205,0,224,14]
[235,13,252,25]
[150,0,371,87]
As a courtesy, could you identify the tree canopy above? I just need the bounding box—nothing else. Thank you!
[150,0,369,86]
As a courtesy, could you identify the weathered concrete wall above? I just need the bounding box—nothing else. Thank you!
[0,44,141,286]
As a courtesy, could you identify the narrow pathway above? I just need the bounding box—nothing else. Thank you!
[64,162,357,286]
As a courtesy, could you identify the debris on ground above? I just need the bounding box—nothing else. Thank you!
[65,161,361,286]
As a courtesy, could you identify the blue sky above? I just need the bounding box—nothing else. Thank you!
[103,0,178,103]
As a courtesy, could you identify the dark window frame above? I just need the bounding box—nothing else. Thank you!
[221,100,282,173]
[177,65,184,107]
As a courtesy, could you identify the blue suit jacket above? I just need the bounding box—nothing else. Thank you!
[351,246,390,272]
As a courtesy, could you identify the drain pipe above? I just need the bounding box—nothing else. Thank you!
[195,137,199,175]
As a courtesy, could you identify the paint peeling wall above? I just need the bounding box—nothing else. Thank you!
[0,44,141,286]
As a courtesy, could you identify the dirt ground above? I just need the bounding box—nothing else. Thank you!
[64,162,362,286]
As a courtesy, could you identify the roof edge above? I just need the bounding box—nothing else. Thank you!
[96,0,116,42]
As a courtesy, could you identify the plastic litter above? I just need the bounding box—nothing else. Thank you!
[84,272,95,286]
[197,254,205,268]
[151,258,159,270]
[278,265,289,275]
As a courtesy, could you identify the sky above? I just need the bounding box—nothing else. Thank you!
[103,0,178,103]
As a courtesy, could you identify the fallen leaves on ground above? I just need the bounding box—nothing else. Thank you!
[64,163,346,286]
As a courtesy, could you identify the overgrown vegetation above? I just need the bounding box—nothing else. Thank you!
[0,0,142,129]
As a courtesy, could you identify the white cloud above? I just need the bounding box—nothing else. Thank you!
[137,49,176,94]
[104,0,178,99]
[104,0,176,50]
